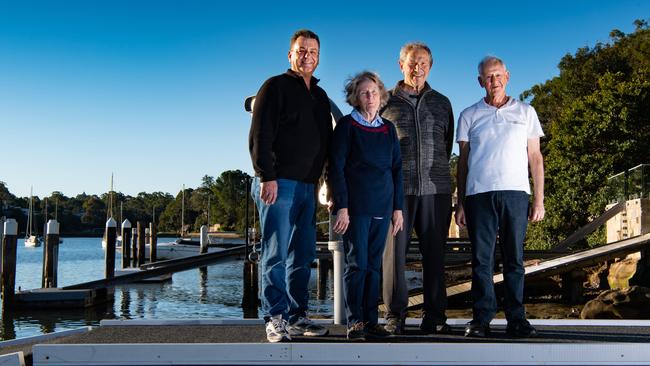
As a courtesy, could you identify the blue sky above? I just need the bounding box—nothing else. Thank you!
[1,1,647,198]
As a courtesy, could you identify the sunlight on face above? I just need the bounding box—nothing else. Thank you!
[400,48,431,90]
[357,80,380,118]
[288,36,320,77]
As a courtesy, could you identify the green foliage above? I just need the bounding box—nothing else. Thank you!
[212,170,252,233]
[522,20,650,249]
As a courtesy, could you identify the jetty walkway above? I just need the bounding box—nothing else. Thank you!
[2,318,650,365]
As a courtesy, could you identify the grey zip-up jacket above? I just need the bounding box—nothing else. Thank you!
[380,81,454,196]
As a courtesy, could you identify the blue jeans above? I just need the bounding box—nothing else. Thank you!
[464,191,529,325]
[343,215,390,326]
[251,177,316,322]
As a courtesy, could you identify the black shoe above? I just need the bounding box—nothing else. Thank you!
[506,320,538,338]
[383,317,404,335]
[420,317,452,334]
[347,322,366,341]
[364,323,391,338]
[464,321,490,337]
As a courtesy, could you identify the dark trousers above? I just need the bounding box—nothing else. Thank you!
[382,194,451,323]
[343,215,390,326]
[465,191,529,325]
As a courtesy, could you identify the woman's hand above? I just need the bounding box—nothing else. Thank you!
[333,208,350,234]
[391,210,403,236]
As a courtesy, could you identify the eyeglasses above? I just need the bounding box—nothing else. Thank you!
[293,48,319,58]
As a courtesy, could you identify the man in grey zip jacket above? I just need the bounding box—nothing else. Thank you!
[381,42,454,335]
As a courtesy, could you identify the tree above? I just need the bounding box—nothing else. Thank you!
[212,170,251,232]
[522,20,650,249]
[81,196,106,228]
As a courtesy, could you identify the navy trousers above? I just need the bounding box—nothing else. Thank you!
[465,190,530,325]
[343,215,390,326]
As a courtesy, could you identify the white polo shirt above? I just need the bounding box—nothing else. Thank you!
[456,97,544,196]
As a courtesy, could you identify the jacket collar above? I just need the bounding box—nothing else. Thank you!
[285,69,320,88]
[392,80,432,99]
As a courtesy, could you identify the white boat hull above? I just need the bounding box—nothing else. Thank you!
[24,235,42,247]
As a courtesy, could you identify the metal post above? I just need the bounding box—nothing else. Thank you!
[1,219,18,309]
[327,213,345,325]
[0,216,5,288]
[42,219,60,288]
[200,225,208,254]
[104,218,117,279]
[121,220,132,268]
[149,222,157,263]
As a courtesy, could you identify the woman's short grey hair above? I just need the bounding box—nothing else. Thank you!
[478,55,507,75]
[344,71,389,110]
[399,42,433,66]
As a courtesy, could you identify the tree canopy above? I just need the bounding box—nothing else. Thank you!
[522,20,650,249]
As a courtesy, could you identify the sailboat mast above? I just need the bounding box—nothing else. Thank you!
[181,184,185,237]
[26,187,33,238]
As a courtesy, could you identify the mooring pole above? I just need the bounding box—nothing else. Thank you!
[121,220,132,269]
[328,213,344,325]
[137,222,145,266]
[131,227,138,267]
[1,219,18,309]
[104,218,117,279]
[149,222,157,263]
[317,258,330,300]
[200,225,208,254]
[0,216,5,289]
[42,219,60,288]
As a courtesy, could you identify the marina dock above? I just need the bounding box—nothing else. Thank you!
[2,318,650,365]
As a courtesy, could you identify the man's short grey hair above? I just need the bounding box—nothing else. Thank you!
[399,42,433,66]
[478,55,507,75]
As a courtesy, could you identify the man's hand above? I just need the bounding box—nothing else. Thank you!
[333,208,349,235]
[390,210,403,236]
[455,204,467,228]
[260,180,278,205]
[529,200,545,222]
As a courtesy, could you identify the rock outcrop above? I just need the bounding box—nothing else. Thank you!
[581,285,650,319]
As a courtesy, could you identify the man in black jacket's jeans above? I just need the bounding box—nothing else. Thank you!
[249,29,332,343]
[381,42,454,335]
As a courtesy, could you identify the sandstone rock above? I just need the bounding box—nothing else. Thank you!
[580,285,650,319]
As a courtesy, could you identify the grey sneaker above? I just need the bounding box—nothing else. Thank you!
[383,317,404,335]
[265,315,291,343]
[287,316,329,336]
[365,323,391,338]
[347,322,366,341]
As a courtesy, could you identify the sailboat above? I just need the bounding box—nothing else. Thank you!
[25,187,42,247]
[101,174,119,248]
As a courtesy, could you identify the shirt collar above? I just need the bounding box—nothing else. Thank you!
[351,109,383,127]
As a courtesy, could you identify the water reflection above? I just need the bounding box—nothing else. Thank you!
[1,237,334,341]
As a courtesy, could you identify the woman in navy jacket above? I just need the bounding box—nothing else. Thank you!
[328,71,404,340]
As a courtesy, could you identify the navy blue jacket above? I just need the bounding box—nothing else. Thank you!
[328,115,404,216]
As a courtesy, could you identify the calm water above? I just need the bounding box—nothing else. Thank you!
[1,237,333,341]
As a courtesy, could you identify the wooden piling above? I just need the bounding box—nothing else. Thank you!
[104,218,117,279]
[131,228,138,267]
[121,220,132,269]
[0,216,5,290]
[200,225,208,254]
[1,219,18,309]
[42,220,60,288]
[149,222,157,263]
[317,258,330,300]
[561,269,586,304]
[137,222,145,266]
[242,260,259,319]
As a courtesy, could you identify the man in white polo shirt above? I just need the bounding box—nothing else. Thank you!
[455,56,545,338]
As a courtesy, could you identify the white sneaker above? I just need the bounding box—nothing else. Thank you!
[286,316,329,336]
[265,315,291,343]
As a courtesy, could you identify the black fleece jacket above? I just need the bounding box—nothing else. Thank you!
[249,70,332,184]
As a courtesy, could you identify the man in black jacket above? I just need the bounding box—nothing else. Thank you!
[381,42,454,335]
[249,29,332,343]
